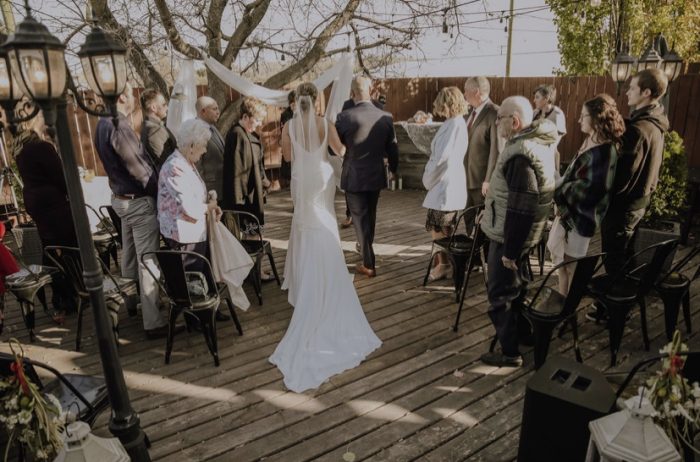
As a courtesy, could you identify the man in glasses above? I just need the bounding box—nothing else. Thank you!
[479,96,558,367]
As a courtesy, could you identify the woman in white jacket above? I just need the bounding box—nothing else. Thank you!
[422,87,469,282]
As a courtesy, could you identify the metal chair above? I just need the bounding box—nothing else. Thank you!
[4,251,59,342]
[653,244,699,340]
[423,204,485,302]
[452,210,488,331]
[221,210,280,305]
[142,250,243,367]
[44,246,137,351]
[85,204,119,269]
[0,352,109,426]
[589,239,679,366]
[519,254,602,369]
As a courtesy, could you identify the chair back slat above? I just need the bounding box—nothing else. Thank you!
[637,240,679,296]
[448,204,485,250]
[44,246,87,295]
[152,251,191,305]
[221,210,263,243]
[101,205,123,243]
[603,239,678,291]
[562,254,602,317]
[665,244,700,279]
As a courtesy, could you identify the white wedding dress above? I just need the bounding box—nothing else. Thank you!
[269,106,381,393]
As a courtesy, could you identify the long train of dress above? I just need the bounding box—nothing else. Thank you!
[269,118,381,393]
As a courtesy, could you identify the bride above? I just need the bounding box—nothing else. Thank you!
[269,82,382,393]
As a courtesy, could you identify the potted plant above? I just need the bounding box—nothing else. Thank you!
[0,339,64,461]
[632,130,688,270]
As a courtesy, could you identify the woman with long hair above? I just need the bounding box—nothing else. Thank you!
[548,93,625,295]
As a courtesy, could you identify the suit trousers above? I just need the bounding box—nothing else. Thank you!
[346,190,381,269]
[486,241,529,357]
[600,204,646,276]
[111,196,166,330]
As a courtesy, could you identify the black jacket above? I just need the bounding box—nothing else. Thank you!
[335,101,398,192]
[611,104,669,210]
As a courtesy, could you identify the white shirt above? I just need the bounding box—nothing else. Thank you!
[422,116,469,211]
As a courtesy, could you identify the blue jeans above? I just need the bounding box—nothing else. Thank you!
[111,196,166,330]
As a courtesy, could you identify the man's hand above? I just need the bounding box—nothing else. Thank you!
[501,256,518,271]
[481,182,490,197]
[262,178,272,190]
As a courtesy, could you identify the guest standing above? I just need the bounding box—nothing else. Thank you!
[95,83,169,339]
[13,111,77,317]
[533,84,567,172]
[479,96,558,367]
[221,96,271,238]
[549,94,623,295]
[336,76,399,278]
[463,76,500,206]
[592,68,669,322]
[279,91,295,189]
[140,88,177,172]
[422,87,469,282]
[195,96,225,202]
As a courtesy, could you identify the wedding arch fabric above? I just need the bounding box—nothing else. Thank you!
[166,59,198,134]
[202,51,354,112]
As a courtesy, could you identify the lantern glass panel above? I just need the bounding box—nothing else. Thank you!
[0,58,13,101]
[47,49,67,98]
[12,48,66,99]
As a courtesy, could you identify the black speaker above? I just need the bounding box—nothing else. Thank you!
[517,356,616,462]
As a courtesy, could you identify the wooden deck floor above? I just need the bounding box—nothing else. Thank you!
[1,189,699,461]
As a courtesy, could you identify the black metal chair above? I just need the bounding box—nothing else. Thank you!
[85,204,119,269]
[100,205,123,244]
[653,244,699,341]
[221,210,280,305]
[452,212,488,331]
[44,246,137,351]
[589,239,679,367]
[519,253,602,369]
[4,251,58,342]
[0,352,109,426]
[142,250,243,367]
[424,204,485,302]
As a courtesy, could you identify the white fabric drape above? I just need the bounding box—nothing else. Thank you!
[207,210,254,311]
[167,59,198,134]
[203,50,354,108]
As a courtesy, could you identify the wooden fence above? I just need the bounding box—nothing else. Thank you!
[10,73,700,179]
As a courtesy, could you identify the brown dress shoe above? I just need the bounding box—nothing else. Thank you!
[355,264,376,278]
[340,217,353,228]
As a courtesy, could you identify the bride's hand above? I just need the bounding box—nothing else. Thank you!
[207,201,222,222]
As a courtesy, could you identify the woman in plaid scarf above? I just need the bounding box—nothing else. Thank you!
[548,94,624,295]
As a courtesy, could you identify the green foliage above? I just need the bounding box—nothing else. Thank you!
[546,0,700,76]
[645,130,687,224]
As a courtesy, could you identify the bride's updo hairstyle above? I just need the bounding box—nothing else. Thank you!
[295,82,318,112]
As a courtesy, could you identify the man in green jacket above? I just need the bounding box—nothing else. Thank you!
[479,96,558,367]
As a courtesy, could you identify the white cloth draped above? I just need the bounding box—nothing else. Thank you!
[207,210,254,311]
[203,51,354,108]
[167,59,198,134]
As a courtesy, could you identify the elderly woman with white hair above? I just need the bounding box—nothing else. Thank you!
[158,118,222,272]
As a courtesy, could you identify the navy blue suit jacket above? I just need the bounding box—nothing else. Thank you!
[335,101,399,192]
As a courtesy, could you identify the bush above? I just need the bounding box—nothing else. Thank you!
[644,130,688,225]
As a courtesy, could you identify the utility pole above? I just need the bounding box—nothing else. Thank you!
[505,0,514,77]
[0,0,15,34]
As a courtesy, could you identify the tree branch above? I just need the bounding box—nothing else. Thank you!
[221,0,272,66]
[153,0,202,59]
[263,0,362,89]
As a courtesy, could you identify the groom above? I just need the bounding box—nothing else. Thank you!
[336,76,399,278]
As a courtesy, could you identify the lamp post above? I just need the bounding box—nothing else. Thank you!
[0,2,151,460]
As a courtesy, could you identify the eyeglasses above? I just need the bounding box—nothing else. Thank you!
[496,114,514,122]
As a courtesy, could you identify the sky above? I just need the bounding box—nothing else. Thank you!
[11,0,563,79]
[388,0,561,77]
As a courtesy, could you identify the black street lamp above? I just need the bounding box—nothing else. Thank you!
[1,2,151,461]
